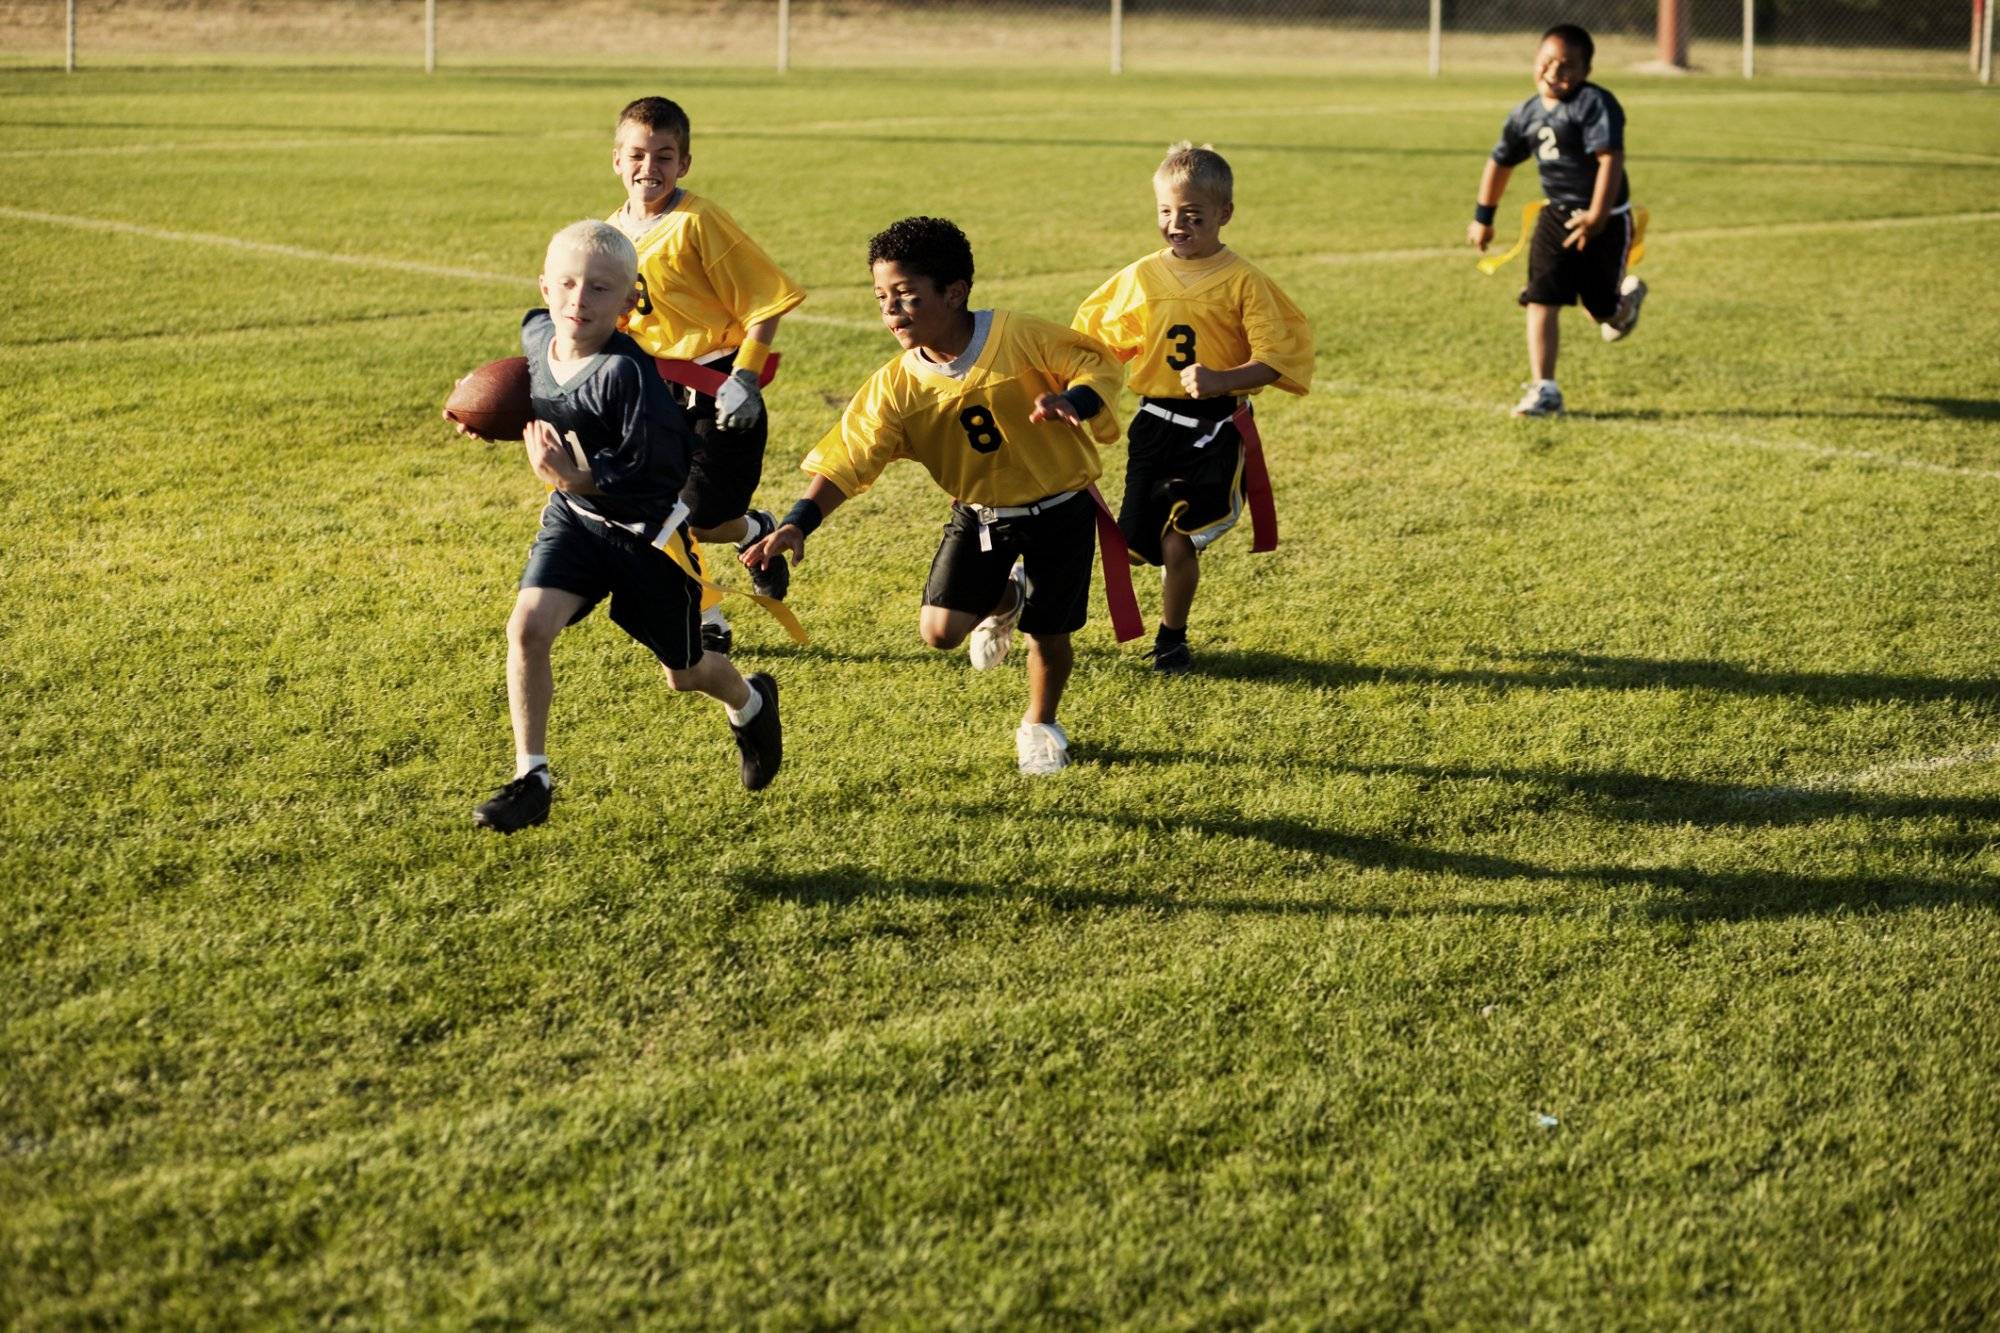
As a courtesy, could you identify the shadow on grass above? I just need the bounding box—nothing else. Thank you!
[732,818,1997,921]
[1574,399,2000,424]
[1339,759,2000,829]
[1193,647,2000,711]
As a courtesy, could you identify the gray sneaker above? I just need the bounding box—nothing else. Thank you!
[1601,275,1648,342]
[1510,380,1565,418]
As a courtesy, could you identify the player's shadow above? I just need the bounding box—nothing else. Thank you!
[1575,399,2000,424]
[1191,647,2000,712]
[729,815,1995,923]
[1882,396,2000,422]
[1338,759,2000,830]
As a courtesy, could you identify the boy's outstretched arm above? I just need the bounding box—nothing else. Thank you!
[741,475,848,571]
[1562,150,1624,250]
[1468,160,1514,251]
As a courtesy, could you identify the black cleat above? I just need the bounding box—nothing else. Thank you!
[473,766,550,833]
[744,509,790,600]
[749,548,790,601]
[731,673,783,791]
[1150,641,1194,676]
[701,619,734,657]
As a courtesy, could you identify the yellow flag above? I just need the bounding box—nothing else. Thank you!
[1478,201,1648,274]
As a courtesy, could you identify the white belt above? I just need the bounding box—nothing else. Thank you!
[963,489,1080,552]
[1140,401,1233,450]
[695,346,735,366]
[965,489,1079,524]
[568,494,692,552]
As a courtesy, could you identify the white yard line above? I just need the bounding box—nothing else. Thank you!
[1735,741,2000,800]
[0,206,879,330]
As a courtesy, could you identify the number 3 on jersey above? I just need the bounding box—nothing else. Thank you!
[1164,323,1197,370]
[959,404,1004,454]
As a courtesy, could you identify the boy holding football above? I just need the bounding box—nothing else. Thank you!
[470,220,782,833]
[740,217,1123,775]
[605,95,808,652]
[1072,141,1314,674]
[1467,23,1648,417]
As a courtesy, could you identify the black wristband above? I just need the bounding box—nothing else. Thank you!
[1060,385,1104,421]
[780,498,823,537]
[1473,203,1498,226]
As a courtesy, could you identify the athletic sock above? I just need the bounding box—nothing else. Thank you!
[516,755,551,786]
[725,686,764,727]
[1155,624,1188,650]
[702,605,730,627]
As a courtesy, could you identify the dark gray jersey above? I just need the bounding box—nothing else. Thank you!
[1492,83,1630,210]
[520,310,691,529]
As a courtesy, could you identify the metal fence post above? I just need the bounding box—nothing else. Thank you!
[1110,0,1124,75]
[424,0,435,72]
[1742,0,1754,77]
[1428,0,1441,76]
[778,0,790,73]
[1983,0,1995,83]
[66,0,76,71]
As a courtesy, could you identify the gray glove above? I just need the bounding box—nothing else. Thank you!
[714,368,765,431]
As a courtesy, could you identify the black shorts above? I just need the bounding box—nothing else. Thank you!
[1118,396,1246,568]
[518,495,703,670]
[1519,203,1635,322]
[670,353,769,530]
[923,488,1096,637]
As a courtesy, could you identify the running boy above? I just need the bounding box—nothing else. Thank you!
[606,95,808,652]
[1073,141,1314,674]
[740,217,1123,775]
[468,220,782,833]
[1468,23,1648,418]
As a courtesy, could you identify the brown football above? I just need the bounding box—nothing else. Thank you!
[443,356,533,440]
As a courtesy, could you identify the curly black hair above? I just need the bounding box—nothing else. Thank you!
[866,216,974,292]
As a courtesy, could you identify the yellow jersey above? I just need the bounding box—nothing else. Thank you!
[1072,248,1314,399]
[802,310,1123,509]
[614,191,807,361]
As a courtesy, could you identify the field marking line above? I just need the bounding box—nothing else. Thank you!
[1734,741,2000,801]
[1316,377,2000,484]
[1291,209,2000,271]
[0,206,880,331]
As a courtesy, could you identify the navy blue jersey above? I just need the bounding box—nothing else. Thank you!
[1492,83,1630,210]
[521,310,691,528]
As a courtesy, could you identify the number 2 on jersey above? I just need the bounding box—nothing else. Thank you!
[959,404,1004,454]
[1164,324,1197,370]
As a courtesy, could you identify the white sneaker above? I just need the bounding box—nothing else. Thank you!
[1510,380,1564,417]
[1600,275,1648,342]
[969,562,1027,670]
[1015,721,1070,775]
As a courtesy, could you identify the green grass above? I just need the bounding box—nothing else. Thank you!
[4,62,1999,1329]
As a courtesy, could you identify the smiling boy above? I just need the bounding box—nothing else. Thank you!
[740,217,1123,775]
[466,220,782,832]
[1072,141,1314,674]
[1468,24,1648,417]
[605,96,808,652]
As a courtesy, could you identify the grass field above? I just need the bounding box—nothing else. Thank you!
[4,55,1999,1329]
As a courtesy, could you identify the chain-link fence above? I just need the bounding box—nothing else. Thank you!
[3,0,1991,80]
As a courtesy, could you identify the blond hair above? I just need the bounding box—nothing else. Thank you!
[544,219,638,283]
[1155,141,1233,205]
